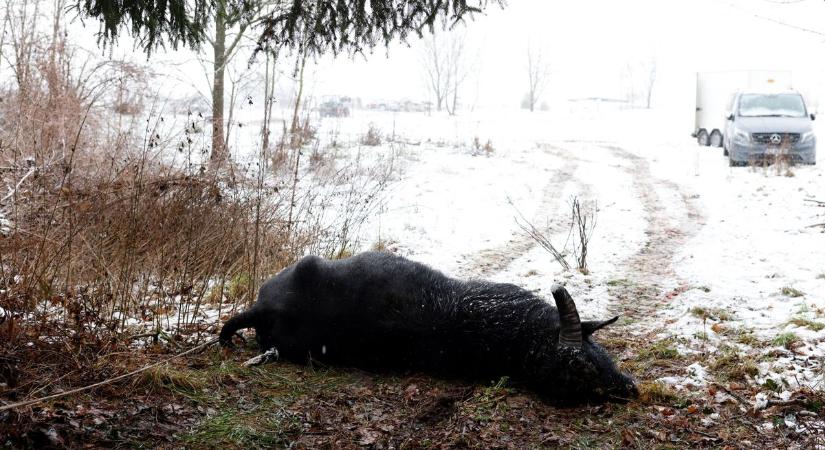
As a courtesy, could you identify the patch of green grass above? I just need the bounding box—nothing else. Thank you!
[227,273,252,302]
[772,332,800,349]
[179,355,372,447]
[788,317,825,331]
[637,381,679,405]
[606,278,630,287]
[690,306,733,321]
[735,331,762,347]
[621,316,640,326]
[710,347,759,382]
[805,399,824,414]
[206,273,253,304]
[465,376,512,422]
[762,378,782,393]
[637,337,681,361]
[136,364,207,394]
[780,286,805,298]
[715,326,763,347]
[184,407,298,448]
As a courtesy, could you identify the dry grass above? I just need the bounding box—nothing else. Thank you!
[772,332,800,349]
[715,325,762,347]
[360,123,383,146]
[710,346,759,382]
[136,364,206,393]
[637,380,679,404]
[0,9,394,365]
[471,136,494,156]
[371,237,397,252]
[788,317,825,331]
[780,286,805,298]
[690,306,734,322]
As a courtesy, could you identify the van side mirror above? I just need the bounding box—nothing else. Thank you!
[727,114,735,121]
[811,114,816,121]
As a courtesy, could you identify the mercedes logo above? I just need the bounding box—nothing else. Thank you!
[770,133,782,145]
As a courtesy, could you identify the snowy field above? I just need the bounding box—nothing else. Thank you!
[116,102,823,407]
[265,104,825,402]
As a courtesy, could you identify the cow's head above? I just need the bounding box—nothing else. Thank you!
[543,284,638,404]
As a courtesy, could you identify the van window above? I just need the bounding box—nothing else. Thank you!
[737,94,807,118]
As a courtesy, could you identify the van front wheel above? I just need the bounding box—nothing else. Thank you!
[710,130,723,147]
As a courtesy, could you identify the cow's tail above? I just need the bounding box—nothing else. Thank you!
[219,308,257,347]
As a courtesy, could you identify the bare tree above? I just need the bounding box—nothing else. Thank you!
[205,0,264,169]
[420,29,473,115]
[419,34,450,112]
[643,58,657,109]
[444,32,473,115]
[622,57,657,108]
[569,196,596,275]
[524,40,550,112]
[260,50,279,156]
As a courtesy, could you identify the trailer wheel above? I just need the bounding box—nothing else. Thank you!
[709,130,723,147]
[696,129,709,146]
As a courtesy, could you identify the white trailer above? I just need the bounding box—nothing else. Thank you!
[694,70,793,147]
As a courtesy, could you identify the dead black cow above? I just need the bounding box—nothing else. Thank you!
[220,251,637,405]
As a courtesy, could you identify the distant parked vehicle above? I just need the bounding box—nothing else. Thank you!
[319,101,350,118]
[723,90,816,166]
[693,70,792,148]
[318,100,351,118]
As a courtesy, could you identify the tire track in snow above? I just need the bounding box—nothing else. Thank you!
[456,152,582,279]
[600,144,703,322]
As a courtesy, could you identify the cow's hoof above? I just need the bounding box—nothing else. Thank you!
[243,347,280,367]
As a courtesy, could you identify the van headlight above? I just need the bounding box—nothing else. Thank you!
[734,130,751,144]
[799,131,815,145]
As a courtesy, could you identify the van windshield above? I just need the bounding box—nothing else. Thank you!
[738,93,807,118]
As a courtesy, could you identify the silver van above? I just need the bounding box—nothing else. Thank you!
[723,91,816,166]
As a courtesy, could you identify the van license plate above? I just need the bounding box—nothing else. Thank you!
[766,147,780,155]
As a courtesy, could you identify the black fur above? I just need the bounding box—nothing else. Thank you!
[219,252,638,405]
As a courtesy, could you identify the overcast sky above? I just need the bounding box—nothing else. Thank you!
[55,0,825,112]
[309,0,825,109]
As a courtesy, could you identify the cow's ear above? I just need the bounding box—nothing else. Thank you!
[582,316,619,336]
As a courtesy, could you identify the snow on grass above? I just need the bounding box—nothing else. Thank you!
[363,141,565,275]
[659,362,709,391]
[65,102,823,397]
[324,106,824,397]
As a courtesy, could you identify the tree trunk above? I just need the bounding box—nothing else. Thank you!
[261,52,276,155]
[646,82,654,109]
[289,53,307,147]
[210,5,227,169]
[450,81,458,115]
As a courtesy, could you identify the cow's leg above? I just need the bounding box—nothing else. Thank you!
[243,347,280,366]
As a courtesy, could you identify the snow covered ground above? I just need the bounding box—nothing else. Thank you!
[110,102,824,402]
[282,104,825,400]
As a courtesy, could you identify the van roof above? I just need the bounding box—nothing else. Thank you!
[736,89,801,96]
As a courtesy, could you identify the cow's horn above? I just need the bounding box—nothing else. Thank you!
[551,284,582,349]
